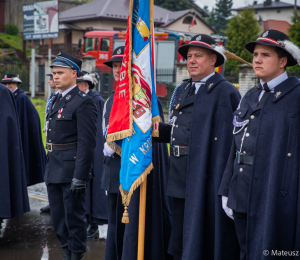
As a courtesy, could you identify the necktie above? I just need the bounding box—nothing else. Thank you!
[258,83,270,106]
[53,93,63,108]
[188,83,196,97]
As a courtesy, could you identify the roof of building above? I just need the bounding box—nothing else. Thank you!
[264,19,291,35]
[59,0,212,30]
[234,0,300,11]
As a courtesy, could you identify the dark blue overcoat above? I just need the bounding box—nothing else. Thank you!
[0,84,30,218]
[220,76,300,259]
[85,90,108,223]
[14,88,46,186]
[114,100,173,260]
[182,73,241,260]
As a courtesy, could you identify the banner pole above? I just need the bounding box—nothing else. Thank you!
[137,1,154,259]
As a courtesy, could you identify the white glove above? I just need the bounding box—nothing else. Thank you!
[103,142,115,157]
[222,196,234,220]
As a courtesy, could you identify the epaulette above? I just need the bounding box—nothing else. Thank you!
[77,91,88,98]
[250,85,261,94]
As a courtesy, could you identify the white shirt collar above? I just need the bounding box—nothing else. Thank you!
[12,87,18,93]
[55,90,60,95]
[85,89,90,94]
[260,71,288,91]
[60,85,77,97]
[193,72,215,94]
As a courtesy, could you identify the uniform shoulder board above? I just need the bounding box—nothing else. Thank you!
[250,85,261,94]
[77,91,88,98]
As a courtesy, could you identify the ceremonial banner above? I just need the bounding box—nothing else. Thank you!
[106,0,161,223]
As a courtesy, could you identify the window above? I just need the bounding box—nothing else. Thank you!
[83,38,95,53]
[100,38,110,51]
[183,16,196,25]
[95,38,99,51]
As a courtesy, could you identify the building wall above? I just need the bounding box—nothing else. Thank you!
[4,0,83,32]
[254,8,294,23]
[165,14,215,35]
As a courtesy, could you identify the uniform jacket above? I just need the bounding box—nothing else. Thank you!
[154,78,196,198]
[0,84,30,218]
[45,86,98,184]
[219,76,300,259]
[85,90,108,221]
[181,73,240,260]
[14,88,46,186]
[101,93,121,193]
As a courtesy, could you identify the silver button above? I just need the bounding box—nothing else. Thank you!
[49,140,51,142]
[239,112,241,115]
[74,157,76,159]
[246,133,250,137]
[176,125,178,128]
[239,168,243,172]
[179,112,182,115]
[172,138,175,141]
[48,129,51,131]
[250,115,255,119]
[49,118,52,120]
[214,137,217,141]
[287,153,292,157]
[243,151,246,154]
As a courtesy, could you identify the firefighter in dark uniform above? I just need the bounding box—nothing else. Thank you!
[45,51,98,260]
[218,30,300,260]
[101,46,125,260]
[153,35,240,260]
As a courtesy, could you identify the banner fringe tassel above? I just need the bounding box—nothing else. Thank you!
[119,162,153,223]
[107,142,122,156]
[106,129,133,143]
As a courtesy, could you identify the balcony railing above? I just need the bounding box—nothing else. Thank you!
[39,44,79,57]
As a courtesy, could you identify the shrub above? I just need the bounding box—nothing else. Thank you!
[5,23,19,35]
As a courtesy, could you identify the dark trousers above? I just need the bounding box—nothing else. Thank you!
[172,197,185,260]
[105,192,119,260]
[233,211,247,260]
[47,183,87,253]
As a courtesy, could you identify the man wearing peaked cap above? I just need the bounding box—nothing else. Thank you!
[76,71,109,239]
[102,46,172,260]
[218,30,300,260]
[46,51,98,260]
[2,73,46,188]
[153,34,240,260]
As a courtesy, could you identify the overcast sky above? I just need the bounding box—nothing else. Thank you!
[195,0,297,11]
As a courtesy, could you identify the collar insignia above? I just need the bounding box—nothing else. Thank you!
[208,83,214,89]
[275,91,282,98]
[175,104,180,109]
[66,94,71,100]
[82,93,86,97]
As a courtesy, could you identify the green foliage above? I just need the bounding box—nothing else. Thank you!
[154,0,193,11]
[207,0,233,33]
[225,9,259,71]
[4,23,19,36]
[289,12,300,49]
[0,33,22,50]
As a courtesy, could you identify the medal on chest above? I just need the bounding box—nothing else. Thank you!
[58,108,63,118]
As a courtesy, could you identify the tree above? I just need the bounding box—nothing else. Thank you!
[211,0,233,33]
[225,8,259,71]
[206,8,217,27]
[154,0,194,11]
[289,12,300,47]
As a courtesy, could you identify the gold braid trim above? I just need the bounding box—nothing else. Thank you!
[119,162,153,223]
[107,142,122,157]
[151,115,162,137]
[106,129,132,143]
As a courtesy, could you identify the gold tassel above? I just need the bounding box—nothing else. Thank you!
[122,206,129,223]
[152,129,159,137]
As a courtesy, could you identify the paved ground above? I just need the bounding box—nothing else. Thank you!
[0,184,107,260]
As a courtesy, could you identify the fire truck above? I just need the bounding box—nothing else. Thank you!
[78,30,226,99]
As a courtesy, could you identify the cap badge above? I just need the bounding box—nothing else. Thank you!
[196,35,201,41]
[117,48,121,54]
[275,91,282,98]
[4,75,7,78]
[278,41,286,48]
[262,31,269,37]
[66,94,71,100]
[58,51,61,56]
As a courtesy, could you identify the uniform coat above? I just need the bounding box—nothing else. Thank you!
[181,73,241,260]
[0,84,30,218]
[85,90,108,223]
[14,88,46,186]
[219,76,300,259]
[116,100,173,260]
[45,85,98,253]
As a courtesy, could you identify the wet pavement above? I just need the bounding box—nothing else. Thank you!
[0,184,106,260]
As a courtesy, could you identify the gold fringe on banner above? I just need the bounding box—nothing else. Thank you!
[120,162,154,223]
[107,142,122,157]
[152,115,162,137]
[106,129,133,143]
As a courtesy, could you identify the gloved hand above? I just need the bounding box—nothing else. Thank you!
[70,178,87,197]
[103,142,115,157]
[222,196,234,220]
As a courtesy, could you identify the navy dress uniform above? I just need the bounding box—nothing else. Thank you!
[102,46,126,260]
[76,71,108,238]
[154,35,240,260]
[45,51,98,260]
[218,30,300,260]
